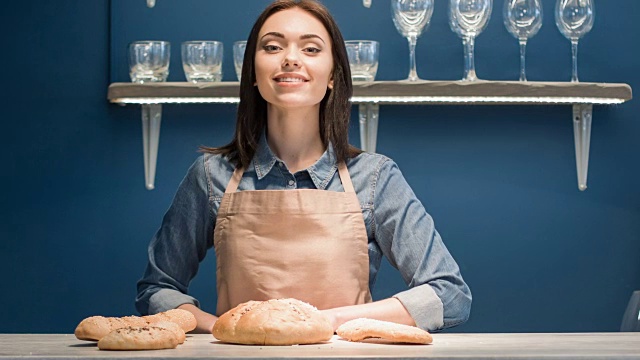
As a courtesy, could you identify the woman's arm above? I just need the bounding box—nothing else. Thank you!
[368,158,472,331]
[321,298,414,331]
[135,156,216,317]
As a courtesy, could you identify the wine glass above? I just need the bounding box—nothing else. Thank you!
[448,0,493,81]
[503,0,543,81]
[391,0,434,81]
[555,0,594,82]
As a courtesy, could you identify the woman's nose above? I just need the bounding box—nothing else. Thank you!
[282,49,301,68]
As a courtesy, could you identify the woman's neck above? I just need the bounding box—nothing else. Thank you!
[266,105,325,173]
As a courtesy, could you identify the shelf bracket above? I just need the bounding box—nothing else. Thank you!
[573,104,592,191]
[359,103,379,153]
[141,104,162,190]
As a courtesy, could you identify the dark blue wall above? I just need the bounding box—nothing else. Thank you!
[2,0,638,334]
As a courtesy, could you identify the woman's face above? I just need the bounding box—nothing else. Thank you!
[254,8,334,111]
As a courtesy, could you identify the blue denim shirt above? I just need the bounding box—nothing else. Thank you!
[136,135,471,331]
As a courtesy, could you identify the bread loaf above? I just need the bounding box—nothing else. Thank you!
[74,308,196,341]
[143,309,197,333]
[336,318,433,344]
[212,298,333,345]
[151,321,186,344]
[74,316,147,341]
[97,326,179,350]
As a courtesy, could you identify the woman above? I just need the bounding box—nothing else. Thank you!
[136,0,471,334]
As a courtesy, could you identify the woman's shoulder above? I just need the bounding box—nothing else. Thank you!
[345,151,402,194]
[201,152,235,172]
[178,153,237,198]
[183,153,235,183]
[347,151,395,174]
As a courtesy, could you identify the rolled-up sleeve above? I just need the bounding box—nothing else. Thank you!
[135,156,214,315]
[372,158,471,331]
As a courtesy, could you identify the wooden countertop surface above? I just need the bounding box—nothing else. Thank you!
[1,333,639,359]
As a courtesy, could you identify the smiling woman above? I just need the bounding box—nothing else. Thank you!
[203,0,355,170]
[135,0,471,336]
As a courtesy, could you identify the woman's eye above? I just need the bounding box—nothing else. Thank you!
[304,47,321,54]
[263,45,281,52]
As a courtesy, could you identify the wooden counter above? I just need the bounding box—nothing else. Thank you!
[1,333,639,359]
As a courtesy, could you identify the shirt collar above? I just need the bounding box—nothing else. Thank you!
[251,132,338,190]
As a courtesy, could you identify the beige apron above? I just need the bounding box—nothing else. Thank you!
[213,161,372,315]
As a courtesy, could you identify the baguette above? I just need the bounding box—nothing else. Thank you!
[151,321,186,344]
[143,309,197,333]
[97,326,179,350]
[75,308,196,341]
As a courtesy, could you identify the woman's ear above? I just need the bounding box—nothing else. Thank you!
[328,79,334,90]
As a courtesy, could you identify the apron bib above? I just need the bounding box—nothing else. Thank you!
[213,162,371,315]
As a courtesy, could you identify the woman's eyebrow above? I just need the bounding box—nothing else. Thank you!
[260,32,326,44]
[261,31,285,40]
[300,34,326,44]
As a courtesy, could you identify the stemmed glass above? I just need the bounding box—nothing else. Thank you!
[555,0,594,82]
[391,0,434,81]
[503,0,543,81]
[448,0,493,81]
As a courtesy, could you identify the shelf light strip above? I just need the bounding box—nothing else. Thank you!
[351,96,627,104]
[111,96,626,105]
[112,97,240,104]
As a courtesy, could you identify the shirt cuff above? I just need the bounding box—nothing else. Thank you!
[148,288,200,314]
[393,284,444,331]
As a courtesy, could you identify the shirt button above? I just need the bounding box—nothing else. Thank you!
[279,162,285,167]
[288,180,295,186]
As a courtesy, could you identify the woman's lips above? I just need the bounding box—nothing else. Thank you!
[275,77,307,83]
[273,76,309,87]
[273,73,309,85]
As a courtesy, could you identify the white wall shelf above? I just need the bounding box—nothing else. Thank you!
[108,81,632,191]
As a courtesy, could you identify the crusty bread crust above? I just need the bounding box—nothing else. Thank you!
[212,298,333,345]
[336,318,433,344]
[144,309,197,332]
[152,321,186,344]
[74,316,147,341]
[74,308,196,341]
[97,326,179,350]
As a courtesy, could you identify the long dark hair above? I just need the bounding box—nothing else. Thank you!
[201,0,361,169]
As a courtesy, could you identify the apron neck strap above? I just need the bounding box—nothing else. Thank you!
[337,161,355,193]
[226,166,245,193]
[225,161,354,193]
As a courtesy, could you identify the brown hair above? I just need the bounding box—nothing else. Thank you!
[200,0,361,169]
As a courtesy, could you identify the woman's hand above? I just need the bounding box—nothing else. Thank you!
[320,298,416,332]
[320,308,342,332]
[178,303,218,333]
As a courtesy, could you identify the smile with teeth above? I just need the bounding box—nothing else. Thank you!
[275,77,308,83]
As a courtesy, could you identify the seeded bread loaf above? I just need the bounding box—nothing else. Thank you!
[151,321,186,344]
[144,309,197,333]
[75,308,196,341]
[212,298,333,345]
[97,326,179,350]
